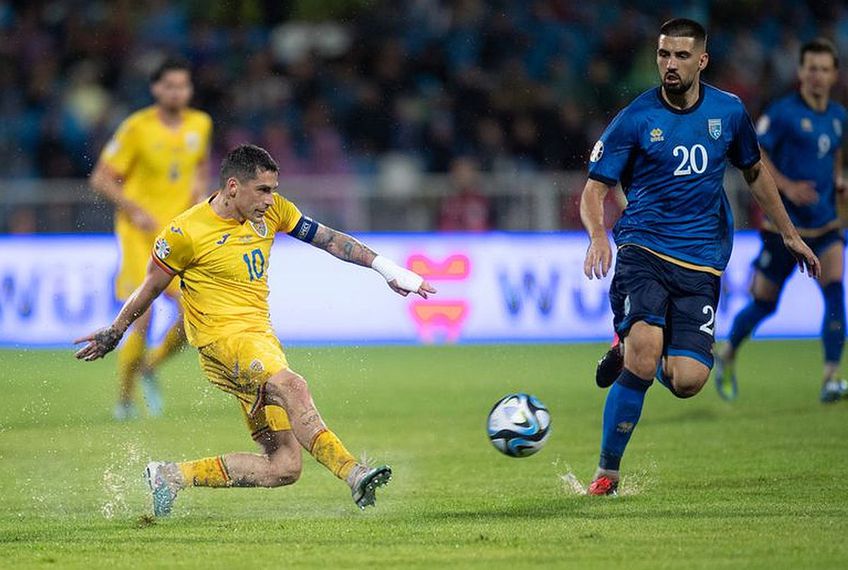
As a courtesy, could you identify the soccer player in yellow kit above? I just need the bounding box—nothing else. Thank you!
[90,58,212,420]
[76,145,435,513]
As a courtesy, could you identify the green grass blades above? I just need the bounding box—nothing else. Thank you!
[0,342,846,568]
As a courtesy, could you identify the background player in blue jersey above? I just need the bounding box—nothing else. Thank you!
[715,39,848,403]
[579,18,820,496]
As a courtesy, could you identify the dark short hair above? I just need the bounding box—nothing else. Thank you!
[800,37,839,68]
[659,18,707,48]
[150,57,192,83]
[219,144,279,187]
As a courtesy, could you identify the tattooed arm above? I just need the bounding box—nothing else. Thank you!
[310,224,378,267]
[304,222,436,298]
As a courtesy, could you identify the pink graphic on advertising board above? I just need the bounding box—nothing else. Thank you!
[407,253,470,343]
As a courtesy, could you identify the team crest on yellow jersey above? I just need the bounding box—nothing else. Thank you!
[249,220,268,237]
[185,131,200,151]
[154,238,171,259]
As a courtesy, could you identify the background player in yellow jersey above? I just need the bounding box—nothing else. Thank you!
[75,144,435,513]
[90,58,213,420]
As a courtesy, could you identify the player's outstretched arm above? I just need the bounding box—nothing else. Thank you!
[74,260,174,361]
[743,160,821,278]
[580,178,614,279]
[305,223,436,299]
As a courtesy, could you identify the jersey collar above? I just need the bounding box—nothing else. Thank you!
[656,82,706,115]
[795,91,831,115]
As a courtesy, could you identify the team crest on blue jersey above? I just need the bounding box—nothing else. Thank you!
[708,119,722,140]
[249,220,268,238]
[154,238,171,259]
[650,128,664,142]
[801,118,813,132]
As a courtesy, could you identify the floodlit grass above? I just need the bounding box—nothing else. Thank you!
[1,341,846,568]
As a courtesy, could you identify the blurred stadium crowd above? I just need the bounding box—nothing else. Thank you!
[1,0,848,231]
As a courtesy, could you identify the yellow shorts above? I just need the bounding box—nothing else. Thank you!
[197,331,292,439]
[116,229,181,300]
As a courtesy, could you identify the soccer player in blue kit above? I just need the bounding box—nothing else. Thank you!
[715,39,848,403]
[580,19,820,496]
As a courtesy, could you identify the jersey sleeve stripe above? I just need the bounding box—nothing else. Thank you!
[150,254,178,275]
[588,173,618,186]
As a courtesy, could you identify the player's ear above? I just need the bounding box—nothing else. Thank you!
[226,177,239,198]
[698,52,709,71]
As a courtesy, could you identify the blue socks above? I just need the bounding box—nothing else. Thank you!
[599,369,652,471]
[822,282,845,364]
[728,299,777,350]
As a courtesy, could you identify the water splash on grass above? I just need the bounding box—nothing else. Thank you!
[100,439,146,519]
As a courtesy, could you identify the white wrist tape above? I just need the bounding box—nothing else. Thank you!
[372,255,423,292]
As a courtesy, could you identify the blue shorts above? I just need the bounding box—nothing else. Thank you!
[610,246,721,369]
[754,229,844,286]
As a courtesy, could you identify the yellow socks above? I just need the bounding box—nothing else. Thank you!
[145,322,185,370]
[178,456,231,487]
[309,429,357,480]
[117,329,146,402]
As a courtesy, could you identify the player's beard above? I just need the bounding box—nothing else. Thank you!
[663,73,693,95]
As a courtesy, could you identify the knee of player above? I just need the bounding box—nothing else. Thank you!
[626,352,661,380]
[266,370,309,399]
[266,456,302,487]
[753,298,778,315]
[671,374,708,399]
[270,465,301,487]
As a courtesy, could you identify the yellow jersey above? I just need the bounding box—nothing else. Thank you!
[100,106,213,233]
[151,193,303,347]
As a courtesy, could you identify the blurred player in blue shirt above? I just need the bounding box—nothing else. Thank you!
[715,39,848,403]
[579,19,819,496]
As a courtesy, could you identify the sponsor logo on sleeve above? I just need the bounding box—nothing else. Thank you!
[154,238,171,260]
[589,140,604,162]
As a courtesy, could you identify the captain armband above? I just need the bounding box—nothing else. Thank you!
[288,215,318,243]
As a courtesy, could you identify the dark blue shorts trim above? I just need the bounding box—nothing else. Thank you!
[667,347,714,369]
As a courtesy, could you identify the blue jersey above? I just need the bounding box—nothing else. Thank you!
[588,83,761,272]
[757,93,846,231]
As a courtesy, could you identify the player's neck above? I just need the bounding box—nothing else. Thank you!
[156,106,184,129]
[799,88,829,112]
[661,82,700,111]
[210,192,246,223]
